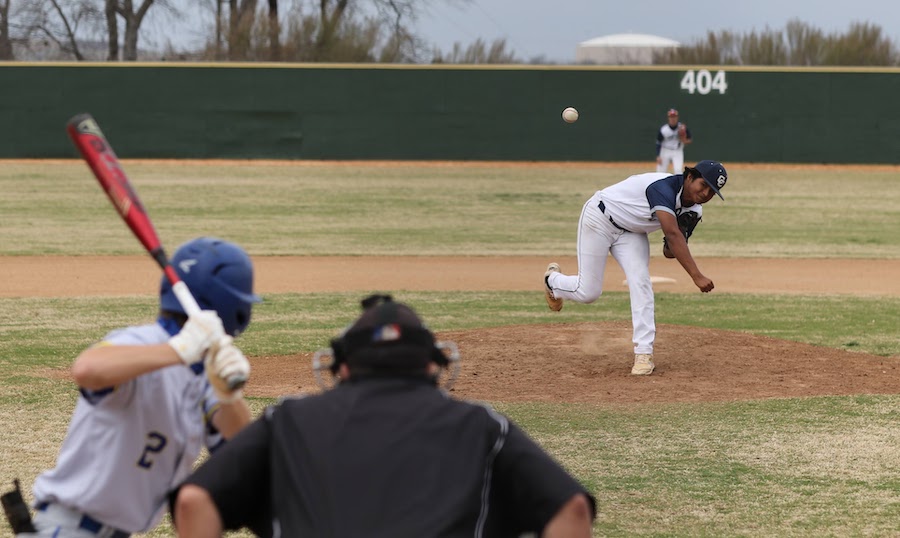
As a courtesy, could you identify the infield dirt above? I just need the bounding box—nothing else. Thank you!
[8,255,900,404]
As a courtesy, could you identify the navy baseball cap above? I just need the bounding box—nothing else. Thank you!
[693,160,727,200]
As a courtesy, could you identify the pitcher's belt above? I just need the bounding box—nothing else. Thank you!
[597,200,630,232]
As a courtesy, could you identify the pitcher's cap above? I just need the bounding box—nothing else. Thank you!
[693,160,727,200]
[667,108,679,116]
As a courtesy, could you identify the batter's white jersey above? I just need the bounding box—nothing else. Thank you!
[32,321,224,533]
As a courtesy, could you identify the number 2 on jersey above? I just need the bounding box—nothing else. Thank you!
[137,432,168,469]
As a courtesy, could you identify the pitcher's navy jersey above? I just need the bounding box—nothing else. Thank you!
[597,172,702,234]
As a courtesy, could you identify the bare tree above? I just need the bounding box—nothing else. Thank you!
[785,20,826,66]
[110,0,156,60]
[655,20,900,66]
[15,0,104,60]
[0,0,12,59]
[48,0,86,59]
[192,0,470,63]
[228,0,256,59]
[105,0,117,59]
[740,27,786,65]
[431,38,517,64]
[824,22,897,65]
[278,8,380,62]
[306,0,466,62]
[312,0,346,60]
[655,30,742,65]
[211,0,223,58]
[266,0,278,59]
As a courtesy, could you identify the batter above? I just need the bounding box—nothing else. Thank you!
[25,238,259,537]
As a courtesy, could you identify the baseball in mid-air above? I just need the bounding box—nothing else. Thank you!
[562,107,579,123]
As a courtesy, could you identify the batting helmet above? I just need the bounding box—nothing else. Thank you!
[313,294,459,388]
[159,237,261,336]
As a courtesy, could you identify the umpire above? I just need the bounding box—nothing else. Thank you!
[173,294,596,537]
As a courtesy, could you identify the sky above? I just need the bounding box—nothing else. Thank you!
[152,0,900,63]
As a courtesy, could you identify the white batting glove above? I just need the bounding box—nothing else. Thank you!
[168,310,225,365]
[205,336,250,403]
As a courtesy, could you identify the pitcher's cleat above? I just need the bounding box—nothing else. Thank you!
[544,263,563,312]
[631,354,655,375]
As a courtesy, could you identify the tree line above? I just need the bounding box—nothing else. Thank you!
[653,20,900,66]
[0,0,518,63]
[1,4,897,66]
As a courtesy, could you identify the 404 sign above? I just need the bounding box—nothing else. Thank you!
[680,70,728,95]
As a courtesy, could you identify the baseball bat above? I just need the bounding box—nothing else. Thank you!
[66,113,246,390]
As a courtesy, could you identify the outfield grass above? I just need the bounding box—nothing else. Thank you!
[1,160,899,258]
[1,161,899,537]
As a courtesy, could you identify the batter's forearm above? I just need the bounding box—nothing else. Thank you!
[212,399,252,439]
[71,344,182,390]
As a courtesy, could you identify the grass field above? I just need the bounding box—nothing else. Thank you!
[2,160,900,258]
[1,160,900,537]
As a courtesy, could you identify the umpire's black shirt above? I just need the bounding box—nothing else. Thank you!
[184,376,596,537]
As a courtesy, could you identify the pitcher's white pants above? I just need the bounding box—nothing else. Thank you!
[657,147,684,175]
[546,195,655,355]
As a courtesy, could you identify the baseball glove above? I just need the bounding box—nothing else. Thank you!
[663,210,701,256]
[677,124,688,141]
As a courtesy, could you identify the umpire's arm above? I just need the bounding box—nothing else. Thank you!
[543,494,594,537]
[173,417,272,538]
[174,486,222,538]
[493,421,596,536]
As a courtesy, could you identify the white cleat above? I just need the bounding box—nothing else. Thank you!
[544,263,563,312]
[631,354,655,375]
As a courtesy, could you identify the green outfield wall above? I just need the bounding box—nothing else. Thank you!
[1,62,898,163]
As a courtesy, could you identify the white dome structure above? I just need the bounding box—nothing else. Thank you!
[576,33,681,65]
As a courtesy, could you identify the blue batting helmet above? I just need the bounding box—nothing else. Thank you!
[159,237,261,336]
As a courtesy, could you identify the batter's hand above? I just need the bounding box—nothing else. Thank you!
[205,337,250,403]
[168,310,225,365]
[693,274,714,293]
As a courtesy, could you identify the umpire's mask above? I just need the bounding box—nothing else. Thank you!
[312,294,459,390]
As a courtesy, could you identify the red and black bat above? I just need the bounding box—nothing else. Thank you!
[66,113,246,390]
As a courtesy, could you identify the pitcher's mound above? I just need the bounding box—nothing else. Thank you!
[247,322,900,404]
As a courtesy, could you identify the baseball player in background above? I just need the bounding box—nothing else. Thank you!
[543,161,728,375]
[172,294,596,537]
[656,108,692,174]
[21,237,261,537]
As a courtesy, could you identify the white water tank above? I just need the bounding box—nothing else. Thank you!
[576,33,681,64]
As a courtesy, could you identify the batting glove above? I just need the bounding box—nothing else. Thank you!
[168,310,225,365]
[205,336,250,403]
